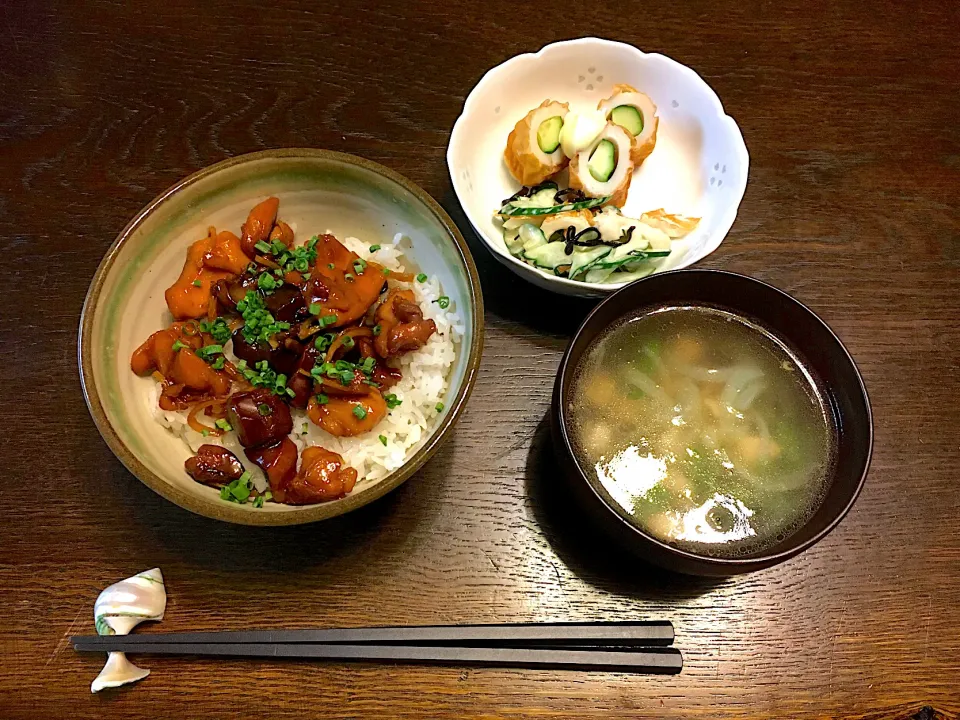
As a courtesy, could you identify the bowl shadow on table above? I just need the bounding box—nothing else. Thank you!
[440,188,596,339]
[523,414,726,600]
[110,437,456,575]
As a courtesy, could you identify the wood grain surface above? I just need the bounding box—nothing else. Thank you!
[1,0,958,717]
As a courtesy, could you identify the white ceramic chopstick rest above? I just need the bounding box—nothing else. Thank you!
[90,568,166,693]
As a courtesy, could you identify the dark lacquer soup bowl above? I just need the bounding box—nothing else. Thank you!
[552,269,872,576]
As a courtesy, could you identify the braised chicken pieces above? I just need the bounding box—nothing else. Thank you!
[130,197,439,506]
[278,447,358,505]
[184,445,245,487]
[374,289,438,358]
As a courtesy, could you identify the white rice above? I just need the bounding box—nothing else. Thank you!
[148,233,463,494]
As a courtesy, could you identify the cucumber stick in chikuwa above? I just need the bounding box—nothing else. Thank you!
[587,140,616,182]
[536,116,564,153]
[610,105,643,136]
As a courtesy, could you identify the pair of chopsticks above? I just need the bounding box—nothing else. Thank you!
[73,621,681,674]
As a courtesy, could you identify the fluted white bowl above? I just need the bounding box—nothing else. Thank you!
[448,37,749,298]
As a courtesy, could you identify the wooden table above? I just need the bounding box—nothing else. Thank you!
[2,1,958,717]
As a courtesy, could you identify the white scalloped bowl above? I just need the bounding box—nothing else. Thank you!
[447,38,749,298]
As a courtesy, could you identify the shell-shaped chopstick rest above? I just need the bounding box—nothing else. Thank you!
[90,568,166,693]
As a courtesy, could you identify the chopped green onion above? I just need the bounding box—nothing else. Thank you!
[369,244,381,252]
[257,402,272,416]
[195,344,224,362]
[199,317,232,344]
[254,240,272,254]
[352,405,368,420]
[238,291,287,345]
[192,279,202,287]
[344,273,355,282]
[234,355,291,396]
[215,419,233,432]
[201,429,210,437]
[258,272,279,292]
[253,495,264,508]
[316,393,329,405]
[212,356,226,370]
[353,259,366,275]
[339,370,354,386]
[382,268,390,276]
[360,356,376,374]
[258,237,319,276]
[320,314,338,327]
[385,394,402,409]
[416,273,427,283]
[342,335,355,350]
[372,324,382,336]
[435,296,450,309]
[172,340,186,352]
[219,471,254,504]
[327,263,335,269]
[435,402,444,412]
[309,302,322,316]
[264,490,273,501]
[379,434,387,446]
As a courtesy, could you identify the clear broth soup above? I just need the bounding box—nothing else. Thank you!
[568,305,836,557]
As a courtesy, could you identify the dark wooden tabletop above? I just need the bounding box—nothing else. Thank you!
[2,1,958,718]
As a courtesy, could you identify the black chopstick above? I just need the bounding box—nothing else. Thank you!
[71,620,674,649]
[72,641,682,674]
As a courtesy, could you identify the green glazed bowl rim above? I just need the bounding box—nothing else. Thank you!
[78,148,485,526]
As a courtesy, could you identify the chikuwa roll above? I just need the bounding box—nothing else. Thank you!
[639,208,701,237]
[568,123,635,208]
[597,84,659,166]
[504,100,570,186]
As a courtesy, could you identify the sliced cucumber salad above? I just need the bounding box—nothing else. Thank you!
[497,181,608,217]
[499,196,609,217]
[495,183,700,285]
